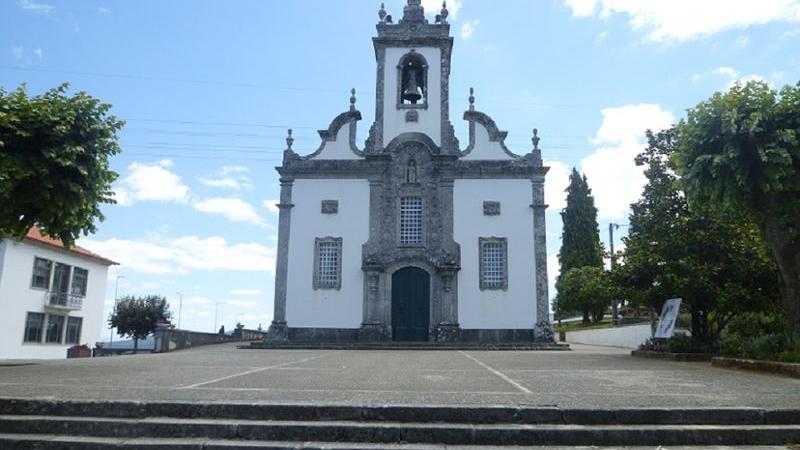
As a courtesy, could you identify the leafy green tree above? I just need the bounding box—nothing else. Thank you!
[109,295,171,353]
[556,266,613,323]
[557,168,604,322]
[0,84,123,246]
[623,128,779,347]
[674,81,800,336]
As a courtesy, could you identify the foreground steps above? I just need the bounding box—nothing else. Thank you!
[0,399,798,448]
[242,342,570,351]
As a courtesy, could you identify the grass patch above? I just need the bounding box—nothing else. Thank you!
[555,319,614,333]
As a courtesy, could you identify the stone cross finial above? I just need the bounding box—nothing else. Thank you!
[378,2,387,22]
[350,88,357,111]
[439,1,449,23]
[286,128,294,150]
[532,128,540,150]
[468,87,475,111]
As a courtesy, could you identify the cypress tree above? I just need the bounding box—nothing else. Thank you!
[557,168,604,322]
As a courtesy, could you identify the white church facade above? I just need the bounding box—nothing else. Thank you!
[268,0,552,343]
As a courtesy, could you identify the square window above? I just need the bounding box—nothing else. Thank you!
[313,237,342,290]
[65,317,83,345]
[45,315,65,344]
[31,257,52,289]
[479,237,508,291]
[400,196,423,245]
[70,268,88,297]
[23,313,45,343]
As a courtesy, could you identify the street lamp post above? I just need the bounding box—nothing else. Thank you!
[176,292,183,329]
[109,275,125,346]
[609,223,620,326]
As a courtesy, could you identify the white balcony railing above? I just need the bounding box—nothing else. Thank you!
[45,291,83,310]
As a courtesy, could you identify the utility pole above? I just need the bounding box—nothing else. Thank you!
[176,292,183,329]
[609,223,620,326]
[109,275,124,346]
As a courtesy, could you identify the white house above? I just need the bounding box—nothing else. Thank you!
[268,0,552,343]
[0,228,116,359]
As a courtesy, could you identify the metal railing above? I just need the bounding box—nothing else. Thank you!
[45,291,83,310]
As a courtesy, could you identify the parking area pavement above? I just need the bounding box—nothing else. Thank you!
[0,343,798,408]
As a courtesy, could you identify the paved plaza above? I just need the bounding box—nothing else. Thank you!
[1,343,799,408]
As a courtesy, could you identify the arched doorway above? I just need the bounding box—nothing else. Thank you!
[391,267,430,341]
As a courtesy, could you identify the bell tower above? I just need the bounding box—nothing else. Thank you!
[366,1,459,154]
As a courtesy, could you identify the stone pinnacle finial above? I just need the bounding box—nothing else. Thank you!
[402,0,426,24]
[468,87,475,111]
[350,88,357,111]
[286,128,294,150]
[440,1,449,23]
[378,2,387,22]
[532,128,540,150]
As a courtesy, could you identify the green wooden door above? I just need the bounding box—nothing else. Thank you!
[391,267,430,342]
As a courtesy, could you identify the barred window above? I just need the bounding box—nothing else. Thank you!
[399,196,423,245]
[65,317,83,345]
[479,237,508,290]
[313,237,342,290]
[31,257,52,289]
[23,312,45,343]
[45,315,65,344]
[70,268,88,297]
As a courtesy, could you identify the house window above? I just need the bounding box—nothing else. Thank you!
[313,237,342,290]
[65,317,83,345]
[31,257,52,289]
[479,237,508,291]
[23,313,45,343]
[400,196,423,245]
[45,315,65,344]
[70,268,88,297]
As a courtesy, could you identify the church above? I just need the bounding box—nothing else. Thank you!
[268,0,552,343]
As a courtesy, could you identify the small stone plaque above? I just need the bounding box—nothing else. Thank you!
[321,200,338,214]
[483,201,501,216]
[405,110,419,122]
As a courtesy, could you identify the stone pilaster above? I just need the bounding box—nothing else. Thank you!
[531,177,554,342]
[267,177,294,341]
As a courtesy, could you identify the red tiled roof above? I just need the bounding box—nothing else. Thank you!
[24,227,118,266]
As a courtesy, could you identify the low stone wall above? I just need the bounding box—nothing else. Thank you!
[153,329,268,353]
[565,323,652,349]
[712,357,800,379]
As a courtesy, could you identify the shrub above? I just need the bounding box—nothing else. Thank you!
[667,334,695,353]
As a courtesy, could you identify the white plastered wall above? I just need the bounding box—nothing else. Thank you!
[311,122,362,160]
[454,179,537,329]
[0,239,109,359]
[285,179,370,328]
[461,123,514,160]
[383,47,442,146]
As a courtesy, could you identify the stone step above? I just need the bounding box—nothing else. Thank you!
[2,399,797,425]
[2,415,800,446]
[0,434,794,450]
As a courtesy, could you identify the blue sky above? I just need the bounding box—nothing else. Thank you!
[2,0,799,335]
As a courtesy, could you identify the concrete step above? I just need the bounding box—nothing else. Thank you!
[0,434,794,449]
[2,415,800,446]
[2,399,797,425]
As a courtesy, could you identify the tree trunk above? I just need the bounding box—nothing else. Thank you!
[133,338,139,354]
[762,213,800,338]
[582,308,590,324]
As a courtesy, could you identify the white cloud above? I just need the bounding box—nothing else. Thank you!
[544,160,571,212]
[33,47,43,60]
[114,159,190,206]
[263,199,280,215]
[198,166,254,191]
[461,20,479,39]
[420,0,461,19]
[225,300,259,309]
[18,0,54,14]
[231,289,262,296]
[564,0,800,43]
[98,7,111,15]
[80,234,276,275]
[581,104,674,220]
[193,197,266,227]
[692,65,781,90]
[11,46,23,60]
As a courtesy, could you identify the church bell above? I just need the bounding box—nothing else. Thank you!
[402,71,423,104]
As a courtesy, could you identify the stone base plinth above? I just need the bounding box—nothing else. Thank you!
[435,323,461,342]
[266,320,289,342]
[359,323,390,342]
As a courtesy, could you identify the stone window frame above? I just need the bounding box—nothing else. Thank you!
[396,50,429,110]
[479,237,508,291]
[313,237,343,290]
